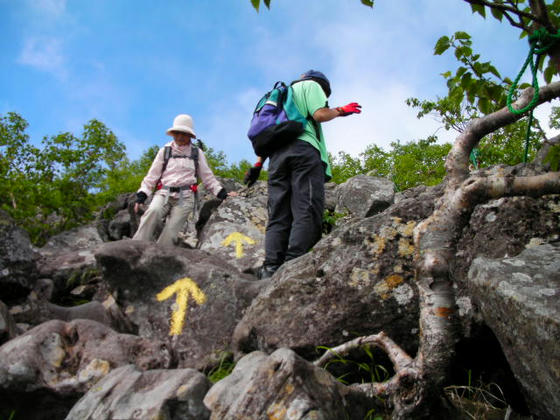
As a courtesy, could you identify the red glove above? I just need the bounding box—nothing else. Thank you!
[336,102,362,116]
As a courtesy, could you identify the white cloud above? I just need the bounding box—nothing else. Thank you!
[324,81,458,157]
[18,36,67,79]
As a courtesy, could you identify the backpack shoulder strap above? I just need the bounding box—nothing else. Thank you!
[161,146,172,175]
[190,144,200,181]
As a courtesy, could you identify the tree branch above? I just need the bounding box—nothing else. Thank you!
[463,171,560,200]
[445,81,560,183]
[463,0,544,28]
[314,331,414,372]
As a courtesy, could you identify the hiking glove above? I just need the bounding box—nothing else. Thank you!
[336,102,362,116]
[244,162,262,187]
[135,191,147,204]
[217,188,228,200]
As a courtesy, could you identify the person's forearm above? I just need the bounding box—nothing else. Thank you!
[313,107,341,123]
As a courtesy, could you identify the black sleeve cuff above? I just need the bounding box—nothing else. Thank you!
[136,191,148,204]
[217,188,228,200]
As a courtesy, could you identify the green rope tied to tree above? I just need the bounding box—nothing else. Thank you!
[507,28,560,115]
[507,28,560,162]
[469,147,480,169]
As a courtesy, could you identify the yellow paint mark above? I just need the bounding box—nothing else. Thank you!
[221,232,256,258]
[156,277,207,336]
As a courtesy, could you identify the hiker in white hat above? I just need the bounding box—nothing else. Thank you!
[132,114,237,247]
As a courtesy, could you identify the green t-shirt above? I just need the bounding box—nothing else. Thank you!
[291,80,332,180]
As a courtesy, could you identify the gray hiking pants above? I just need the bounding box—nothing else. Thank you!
[132,192,195,247]
[264,140,325,267]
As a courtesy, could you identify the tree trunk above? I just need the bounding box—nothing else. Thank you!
[316,81,560,418]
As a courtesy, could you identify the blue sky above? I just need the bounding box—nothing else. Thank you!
[1,0,555,165]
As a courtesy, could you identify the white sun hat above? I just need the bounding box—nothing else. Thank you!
[166,114,196,137]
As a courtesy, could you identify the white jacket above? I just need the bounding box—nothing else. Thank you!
[138,140,223,199]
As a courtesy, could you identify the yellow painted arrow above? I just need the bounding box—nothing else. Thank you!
[221,232,256,259]
[156,277,207,336]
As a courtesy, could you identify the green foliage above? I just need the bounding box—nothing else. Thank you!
[445,369,507,419]
[329,151,364,184]
[476,118,539,166]
[0,115,129,244]
[409,31,509,134]
[466,0,560,85]
[322,209,347,234]
[204,147,263,183]
[330,136,451,191]
[317,344,391,386]
[206,352,236,383]
[390,137,451,191]
[544,144,560,171]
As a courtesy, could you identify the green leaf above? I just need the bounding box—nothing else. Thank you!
[455,46,473,60]
[488,64,501,79]
[545,64,556,84]
[490,7,503,21]
[470,3,486,18]
[460,72,473,89]
[456,66,468,78]
[251,0,260,11]
[441,71,452,78]
[434,36,451,55]
[361,0,374,7]
[478,97,491,114]
[454,31,471,40]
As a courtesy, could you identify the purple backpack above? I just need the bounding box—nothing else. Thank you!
[247,81,307,157]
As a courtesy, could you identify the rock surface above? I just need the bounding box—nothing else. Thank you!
[66,364,211,420]
[468,243,560,420]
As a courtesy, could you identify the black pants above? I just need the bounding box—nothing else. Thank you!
[264,140,325,267]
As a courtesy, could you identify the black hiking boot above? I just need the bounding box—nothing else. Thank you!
[257,264,279,280]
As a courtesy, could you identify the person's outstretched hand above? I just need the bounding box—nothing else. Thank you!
[336,102,362,116]
[243,162,262,187]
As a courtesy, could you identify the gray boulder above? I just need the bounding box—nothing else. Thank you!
[0,318,172,419]
[468,243,560,420]
[95,192,134,241]
[66,364,210,420]
[232,185,445,361]
[233,205,429,360]
[0,210,39,301]
[36,224,104,296]
[9,298,135,334]
[204,348,375,420]
[0,300,16,344]
[95,240,265,370]
[0,319,172,394]
[198,191,267,273]
[334,175,395,218]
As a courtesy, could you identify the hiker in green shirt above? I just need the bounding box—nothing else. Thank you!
[246,70,361,279]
